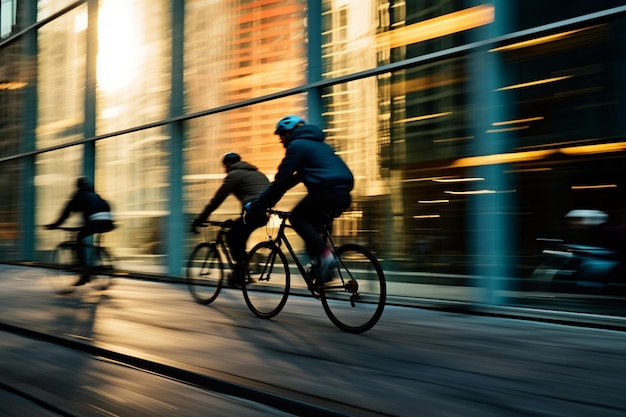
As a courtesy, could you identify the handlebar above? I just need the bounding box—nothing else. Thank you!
[266,208,290,219]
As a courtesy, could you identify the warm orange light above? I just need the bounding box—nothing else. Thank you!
[492,117,544,126]
[489,25,603,52]
[450,141,626,168]
[560,142,626,155]
[377,5,495,49]
[395,112,452,124]
[451,150,556,168]
[571,184,617,190]
[0,82,27,90]
[496,76,572,91]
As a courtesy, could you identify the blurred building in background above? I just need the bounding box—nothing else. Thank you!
[1,0,625,309]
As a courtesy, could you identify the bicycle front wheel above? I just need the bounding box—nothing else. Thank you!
[321,244,386,333]
[186,243,223,304]
[49,242,80,293]
[242,241,290,319]
[89,246,114,291]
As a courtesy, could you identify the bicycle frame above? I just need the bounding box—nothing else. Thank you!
[202,223,236,272]
[47,226,114,293]
[266,210,342,292]
[243,209,386,332]
[55,227,107,267]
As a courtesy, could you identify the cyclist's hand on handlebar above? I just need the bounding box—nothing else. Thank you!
[190,219,201,234]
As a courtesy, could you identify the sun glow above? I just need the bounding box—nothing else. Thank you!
[97,0,139,92]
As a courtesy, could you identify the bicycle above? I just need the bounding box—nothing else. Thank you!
[46,226,115,294]
[186,220,239,304]
[241,209,386,333]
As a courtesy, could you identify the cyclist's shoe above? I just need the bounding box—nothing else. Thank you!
[73,273,91,286]
[317,254,338,286]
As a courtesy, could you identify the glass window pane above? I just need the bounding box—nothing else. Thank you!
[37,6,86,150]
[184,95,307,252]
[96,127,170,272]
[184,0,307,113]
[35,148,82,261]
[96,0,170,135]
[38,0,79,22]
[0,160,19,259]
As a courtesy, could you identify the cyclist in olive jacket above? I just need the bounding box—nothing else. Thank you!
[246,115,354,285]
[192,153,269,285]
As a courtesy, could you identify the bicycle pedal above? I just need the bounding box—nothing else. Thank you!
[345,279,359,292]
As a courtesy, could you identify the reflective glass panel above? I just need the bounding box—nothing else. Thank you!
[184,0,307,113]
[37,5,86,150]
[96,0,170,135]
[95,127,170,272]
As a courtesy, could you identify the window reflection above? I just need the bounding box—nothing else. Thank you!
[1,0,625,309]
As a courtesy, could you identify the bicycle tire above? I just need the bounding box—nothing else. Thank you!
[49,242,81,293]
[89,246,114,291]
[242,241,290,319]
[186,243,223,304]
[320,244,386,333]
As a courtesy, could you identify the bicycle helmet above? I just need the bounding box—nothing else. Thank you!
[222,152,241,165]
[274,115,305,135]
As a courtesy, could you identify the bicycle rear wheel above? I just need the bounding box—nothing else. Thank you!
[242,241,290,319]
[321,244,386,333]
[49,242,81,293]
[89,246,114,291]
[186,243,223,304]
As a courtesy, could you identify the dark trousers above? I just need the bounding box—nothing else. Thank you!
[227,216,262,272]
[76,220,114,267]
[290,191,351,259]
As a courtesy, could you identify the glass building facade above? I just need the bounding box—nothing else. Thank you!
[1,0,626,312]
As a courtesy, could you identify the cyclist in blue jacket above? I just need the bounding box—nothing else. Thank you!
[246,115,354,285]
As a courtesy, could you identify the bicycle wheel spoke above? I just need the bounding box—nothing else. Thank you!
[243,242,290,319]
[186,244,223,304]
[321,244,386,333]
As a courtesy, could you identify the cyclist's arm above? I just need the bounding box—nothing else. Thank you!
[195,176,238,222]
[48,193,79,228]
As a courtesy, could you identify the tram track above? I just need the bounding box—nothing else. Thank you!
[0,321,387,417]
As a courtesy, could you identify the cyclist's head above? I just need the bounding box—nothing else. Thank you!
[274,115,305,139]
[76,177,91,190]
[222,152,241,166]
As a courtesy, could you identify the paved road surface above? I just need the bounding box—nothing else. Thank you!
[1,264,625,416]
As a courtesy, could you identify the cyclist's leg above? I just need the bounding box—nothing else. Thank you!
[76,220,113,285]
[226,217,248,265]
[228,216,266,284]
[291,192,351,283]
[227,217,249,283]
[290,194,327,258]
[75,226,94,285]
[76,226,93,268]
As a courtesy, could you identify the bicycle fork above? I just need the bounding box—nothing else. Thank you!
[258,250,279,282]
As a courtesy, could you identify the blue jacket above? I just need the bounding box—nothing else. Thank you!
[254,124,354,208]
